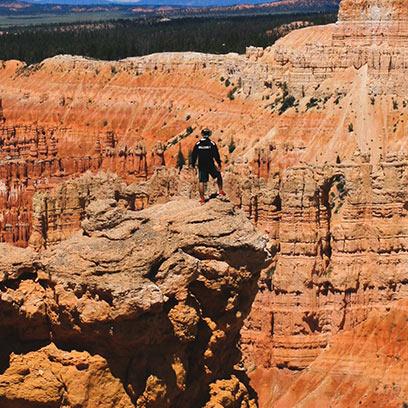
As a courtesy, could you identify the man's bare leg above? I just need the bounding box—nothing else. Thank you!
[217,175,226,196]
[199,182,206,203]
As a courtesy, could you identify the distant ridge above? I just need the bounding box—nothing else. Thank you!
[0,0,269,5]
[14,0,339,9]
[214,0,340,12]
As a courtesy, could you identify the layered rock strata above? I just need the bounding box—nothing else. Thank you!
[4,0,408,247]
[0,54,272,247]
[0,196,268,407]
[2,0,408,405]
[260,0,408,95]
[240,157,408,370]
[339,0,408,21]
[272,300,408,407]
[234,2,408,399]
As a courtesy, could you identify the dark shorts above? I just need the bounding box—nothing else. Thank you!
[198,165,221,183]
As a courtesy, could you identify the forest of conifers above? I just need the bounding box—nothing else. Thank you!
[0,12,336,64]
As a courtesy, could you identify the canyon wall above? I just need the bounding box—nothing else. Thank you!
[241,157,408,370]
[1,0,408,405]
[240,0,408,403]
[3,0,408,248]
[247,299,408,407]
[0,53,272,247]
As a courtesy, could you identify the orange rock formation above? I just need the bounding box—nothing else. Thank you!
[1,0,408,405]
[271,301,408,407]
[0,196,268,407]
[239,0,408,403]
[0,54,272,247]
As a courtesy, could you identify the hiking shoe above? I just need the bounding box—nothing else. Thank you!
[218,190,226,196]
[199,197,206,205]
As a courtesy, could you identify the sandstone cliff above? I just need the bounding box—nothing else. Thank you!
[238,158,408,400]
[3,0,408,247]
[1,0,408,405]
[271,300,408,407]
[0,195,268,407]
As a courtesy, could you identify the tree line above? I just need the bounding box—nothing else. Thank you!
[0,12,336,64]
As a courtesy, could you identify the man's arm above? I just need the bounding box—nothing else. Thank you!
[212,142,222,168]
[191,143,198,168]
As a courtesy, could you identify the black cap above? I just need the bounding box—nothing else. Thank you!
[201,128,212,138]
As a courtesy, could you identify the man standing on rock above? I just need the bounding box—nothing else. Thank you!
[191,128,226,204]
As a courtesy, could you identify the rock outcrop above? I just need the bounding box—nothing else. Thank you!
[0,53,272,247]
[0,344,134,408]
[0,196,268,407]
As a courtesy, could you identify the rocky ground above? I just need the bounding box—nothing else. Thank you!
[0,192,268,407]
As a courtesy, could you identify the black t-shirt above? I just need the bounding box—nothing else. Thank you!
[191,138,221,169]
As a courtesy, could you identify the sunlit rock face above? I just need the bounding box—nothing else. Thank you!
[0,54,272,247]
[339,0,408,21]
[235,0,408,405]
[1,0,408,406]
[336,0,408,49]
[0,195,268,407]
